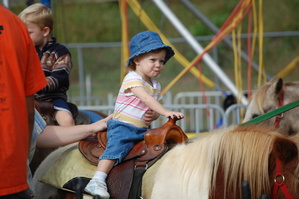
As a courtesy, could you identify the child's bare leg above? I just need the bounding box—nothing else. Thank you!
[97,159,116,173]
[55,110,74,126]
[84,159,116,198]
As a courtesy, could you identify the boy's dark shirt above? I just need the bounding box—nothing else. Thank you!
[35,37,72,101]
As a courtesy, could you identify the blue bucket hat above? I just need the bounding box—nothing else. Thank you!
[127,30,175,66]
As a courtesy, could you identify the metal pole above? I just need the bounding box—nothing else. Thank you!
[77,47,85,105]
[152,0,248,105]
[86,74,91,106]
[180,0,271,80]
[3,0,9,8]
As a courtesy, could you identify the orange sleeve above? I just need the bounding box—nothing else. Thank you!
[21,19,47,96]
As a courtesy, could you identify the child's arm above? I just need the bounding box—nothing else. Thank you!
[143,109,160,126]
[39,53,72,93]
[130,86,184,119]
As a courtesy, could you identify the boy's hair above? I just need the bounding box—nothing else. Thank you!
[19,3,53,31]
[128,48,166,71]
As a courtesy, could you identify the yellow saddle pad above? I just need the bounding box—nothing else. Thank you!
[40,144,96,189]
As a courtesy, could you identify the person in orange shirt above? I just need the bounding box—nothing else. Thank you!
[0,5,47,198]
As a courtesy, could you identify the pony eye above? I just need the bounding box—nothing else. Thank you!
[252,114,259,119]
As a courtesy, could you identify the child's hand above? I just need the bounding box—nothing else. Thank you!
[164,111,184,119]
[143,109,159,126]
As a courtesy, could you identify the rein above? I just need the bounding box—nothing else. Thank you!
[272,158,295,199]
[241,97,299,126]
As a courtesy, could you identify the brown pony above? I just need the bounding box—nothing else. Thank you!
[33,124,299,199]
[243,78,299,136]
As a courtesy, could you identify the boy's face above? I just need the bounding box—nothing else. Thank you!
[26,22,47,49]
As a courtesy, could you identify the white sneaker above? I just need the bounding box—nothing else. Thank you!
[84,179,110,199]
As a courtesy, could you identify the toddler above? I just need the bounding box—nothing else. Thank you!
[84,30,184,198]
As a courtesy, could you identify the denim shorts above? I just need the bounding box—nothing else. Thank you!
[100,119,148,165]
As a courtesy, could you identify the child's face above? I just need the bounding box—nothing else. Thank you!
[134,50,166,81]
[26,22,47,49]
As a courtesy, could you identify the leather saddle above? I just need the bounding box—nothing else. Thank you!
[77,118,188,199]
[34,100,91,125]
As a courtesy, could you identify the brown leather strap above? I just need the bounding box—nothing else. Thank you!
[78,137,104,165]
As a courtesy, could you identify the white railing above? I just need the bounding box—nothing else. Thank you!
[76,91,248,135]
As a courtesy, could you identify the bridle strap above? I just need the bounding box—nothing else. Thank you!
[274,91,284,128]
[272,158,294,199]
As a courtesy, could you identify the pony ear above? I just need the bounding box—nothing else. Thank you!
[274,78,283,95]
[267,78,283,100]
[273,137,298,163]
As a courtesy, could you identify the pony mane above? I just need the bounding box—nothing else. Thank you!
[214,125,281,198]
[284,81,299,87]
[187,125,284,198]
[150,124,299,199]
[283,81,299,102]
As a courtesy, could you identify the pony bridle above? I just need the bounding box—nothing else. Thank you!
[272,158,295,199]
[272,91,295,199]
[274,90,284,128]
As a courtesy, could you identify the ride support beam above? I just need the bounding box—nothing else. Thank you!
[153,0,248,105]
[180,0,271,81]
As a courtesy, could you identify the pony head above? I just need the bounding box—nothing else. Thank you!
[243,77,299,135]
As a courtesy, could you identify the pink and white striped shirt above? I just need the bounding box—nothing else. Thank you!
[113,71,162,128]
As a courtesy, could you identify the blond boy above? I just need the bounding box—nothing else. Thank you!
[19,3,74,126]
